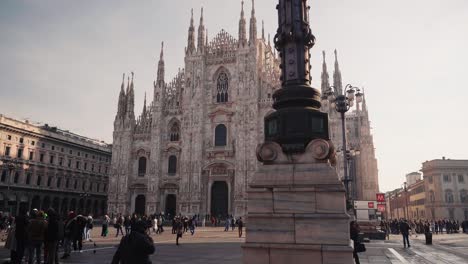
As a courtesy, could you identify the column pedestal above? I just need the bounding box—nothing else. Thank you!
[243,141,353,264]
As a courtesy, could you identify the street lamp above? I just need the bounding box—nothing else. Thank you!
[325,84,363,205]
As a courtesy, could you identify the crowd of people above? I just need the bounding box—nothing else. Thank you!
[3,208,94,264]
[1,209,248,263]
[380,218,467,236]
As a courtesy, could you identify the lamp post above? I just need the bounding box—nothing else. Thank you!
[325,84,363,206]
[264,0,329,154]
[346,149,360,200]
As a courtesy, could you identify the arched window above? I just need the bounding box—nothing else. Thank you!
[170,123,180,142]
[215,124,227,146]
[445,189,454,203]
[1,171,6,182]
[138,157,147,177]
[13,172,19,184]
[460,189,468,203]
[216,72,229,103]
[168,155,177,174]
[429,190,435,202]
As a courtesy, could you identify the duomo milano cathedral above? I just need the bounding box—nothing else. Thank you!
[108,2,379,217]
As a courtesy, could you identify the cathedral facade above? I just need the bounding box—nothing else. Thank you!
[108,2,379,218]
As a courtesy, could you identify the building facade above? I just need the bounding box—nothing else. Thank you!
[408,179,426,219]
[0,114,111,217]
[422,158,468,221]
[109,3,380,217]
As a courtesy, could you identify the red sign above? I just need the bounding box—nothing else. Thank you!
[368,202,375,208]
[377,204,386,212]
[376,193,385,203]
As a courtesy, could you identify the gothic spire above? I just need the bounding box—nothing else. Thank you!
[126,74,130,94]
[117,73,126,117]
[142,92,147,115]
[157,42,165,84]
[126,72,135,120]
[362,88,368,112]
[262,20,265,41]
[187,8,196,55]
[197,7,205,52]
[206,28,208,45]
[321,51,330,96]
[333,49,343,95]
[238,1,247,47]
[249,0,257,46]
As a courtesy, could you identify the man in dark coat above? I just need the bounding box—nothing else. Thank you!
[399,219,411,248]
[45,208,60,264]
[13,208,29,264]
[72,215,87,252]
[111,220,155,264]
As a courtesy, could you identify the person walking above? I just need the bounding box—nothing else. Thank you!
[27,210,48,264]
[400,219,411,248]
[231,215,236,231]
[72,215,86,252]
[156,216,163,234]
[111,221,155,264]
[115,214,124,237]
[188,217,195,236]
[124,216,131,235]
[13,208,29,264]
[350,221,364,264]
[45,208,60,264]
[85,215,93,242]
[237,217,244,238]
[175,218,183,246]
[224,216,230,232]
[61,211,76,259]
[102,215,110,237]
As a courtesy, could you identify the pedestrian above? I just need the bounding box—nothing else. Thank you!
[175,218,183,246]
[237,217,244,238]
[13,208,29,264]
[72,215,86,252]
[188,217,195,236]
[350,221,365,264]
[231,215,236,231]
[115,214,124,237]
[156,216,163,234]
[102,215,110,237]
[45,208,60,264]
[111,220,155,264]
[85,215,93,242]
[61,211,76,259]
[124,216,131,235]
[399,219,411,248]
[224,216,230,232]
[27,210,48,264]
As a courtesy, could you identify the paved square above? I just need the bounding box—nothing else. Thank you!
[1,227,467,263]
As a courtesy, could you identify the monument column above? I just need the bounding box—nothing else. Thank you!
[242,0,353,263]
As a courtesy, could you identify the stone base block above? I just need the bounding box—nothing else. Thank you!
[242,243,354,264]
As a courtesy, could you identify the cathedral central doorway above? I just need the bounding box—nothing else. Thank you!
[211,181,228,218]
[135,195,146,215]
[165,194,176,218]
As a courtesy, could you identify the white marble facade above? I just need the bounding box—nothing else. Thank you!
[108,3,380,217]
[108,3,280,217]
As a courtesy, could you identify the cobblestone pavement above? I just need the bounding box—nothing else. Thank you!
[0,227,467,263]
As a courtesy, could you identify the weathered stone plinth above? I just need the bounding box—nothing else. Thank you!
[242,141,353,264]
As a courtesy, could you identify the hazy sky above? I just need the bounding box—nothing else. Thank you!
[1,0,467,193]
